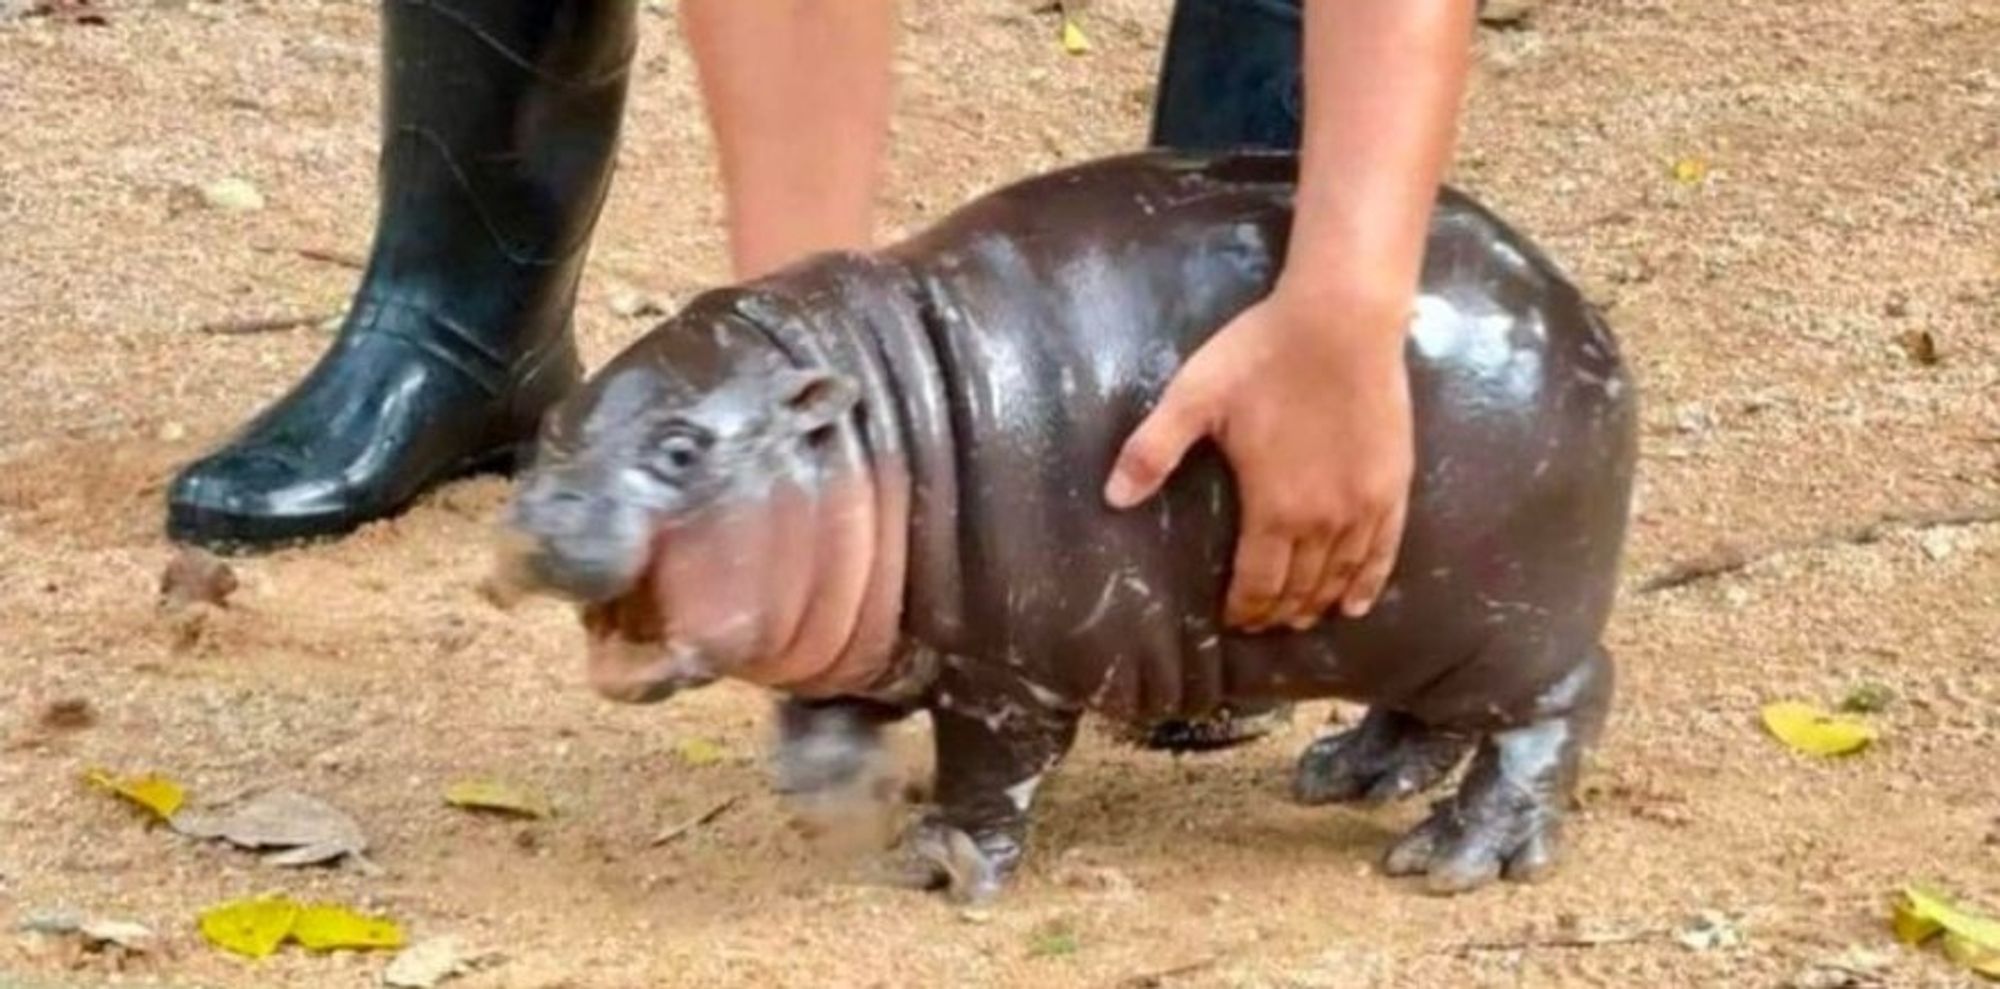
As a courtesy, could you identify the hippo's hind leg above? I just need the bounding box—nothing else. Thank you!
[1383,643,1613,895]
[1291,707,1473,806]
[893,664,1082,904]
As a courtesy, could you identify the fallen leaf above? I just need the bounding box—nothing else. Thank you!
[444,779,553,820]
[15,911,82,935]
[197,897,405,959]
[1838,682,1896,714]
[673,737,725,767]
[1760,701,1876,757]
[78,918,155,952]
[1892,896,1943,944]
[1670,156,1709,186]
[200,177,266,212]
[1892,885,2000,977]
[1060,17,1091,55]
[170,788,370,868]
[1943,932,2000,977]
[199,897,299,959]
[384,936,467,988]
[290,903,404,952]
[83,768,186,820]
[1896,329,1941,366]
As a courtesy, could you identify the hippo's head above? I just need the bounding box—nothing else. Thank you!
[492,292,894,704]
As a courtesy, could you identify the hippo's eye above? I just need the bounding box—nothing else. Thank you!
[645,426,710,482]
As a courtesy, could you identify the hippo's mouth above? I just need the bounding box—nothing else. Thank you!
[578,578,717,705]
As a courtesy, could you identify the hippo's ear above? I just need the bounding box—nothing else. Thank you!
[774,368,861,436]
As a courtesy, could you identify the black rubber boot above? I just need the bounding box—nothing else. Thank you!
[1149,0,1303,152]
[1140,0,1304,751]
[167,0,637,549]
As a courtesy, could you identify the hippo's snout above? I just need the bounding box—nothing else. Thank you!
[497,468,653,605]
[585,636,717,705]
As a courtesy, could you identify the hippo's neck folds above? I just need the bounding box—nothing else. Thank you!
[716,254,959,699]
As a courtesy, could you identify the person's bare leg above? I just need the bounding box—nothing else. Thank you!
[683,0,897,280]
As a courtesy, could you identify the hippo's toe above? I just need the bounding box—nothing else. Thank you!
[1292,708,1471,806]
[1377,717,1578,896]
[885,817,1020,905]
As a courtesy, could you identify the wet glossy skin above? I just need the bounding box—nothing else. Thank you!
[502,150,1639,901]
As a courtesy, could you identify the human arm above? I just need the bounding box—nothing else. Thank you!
[1105,0,1476,630]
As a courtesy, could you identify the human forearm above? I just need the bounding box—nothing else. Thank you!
[1278,0,1475,327]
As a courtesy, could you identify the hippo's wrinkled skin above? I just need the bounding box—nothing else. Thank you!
[498,151,1639,901]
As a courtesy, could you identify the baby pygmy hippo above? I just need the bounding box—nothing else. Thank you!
[495,150,1638,902]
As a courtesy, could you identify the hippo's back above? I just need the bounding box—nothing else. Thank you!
[884,151,1636,725]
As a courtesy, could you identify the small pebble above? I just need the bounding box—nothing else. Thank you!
[1674,909,1743,951]
[200,177,266,212]
[160,547,238,608]
[1918,528,1957,562]
[607,287,667,320]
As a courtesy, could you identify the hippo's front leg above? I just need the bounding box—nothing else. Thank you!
[897,662,1081,904]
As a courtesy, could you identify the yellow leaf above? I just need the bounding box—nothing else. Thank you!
[83,768,186,820]
[198,898,299,959]
[1904,886,2000,947]
[1671,156,1709,185]
[1760,701,1876,756]
[674,737,725,767]
[444,779,552,819]
[290,904,405,952]
[1944,932,2000,977]
[1893,885,2000,978]
[1893,896,1944,945]
[1060,18,1091,55]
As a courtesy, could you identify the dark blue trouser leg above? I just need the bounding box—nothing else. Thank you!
[1149,0,1304,152]
[1135,0,1307,751]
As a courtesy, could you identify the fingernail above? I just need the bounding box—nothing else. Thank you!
[1103,473,1139,509]
[1287,615,1316,631]
[1343,598,1373,618]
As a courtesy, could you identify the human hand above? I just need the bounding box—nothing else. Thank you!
[1103,286,1414,631]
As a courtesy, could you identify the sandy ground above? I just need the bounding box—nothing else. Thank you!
[2,0,1998,986]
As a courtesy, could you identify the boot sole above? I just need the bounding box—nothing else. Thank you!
[165,442,527,554]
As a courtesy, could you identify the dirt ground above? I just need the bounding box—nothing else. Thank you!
[2,0,1997,986]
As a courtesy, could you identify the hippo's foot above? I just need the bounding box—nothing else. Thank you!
[1377,647,1613,895]
[772,697,914,801]
[886,815,1022,905]
[1380,723,1567,894]
[771,697,919,849]
[890,659,1082,903]
[1291,708,1471,806]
